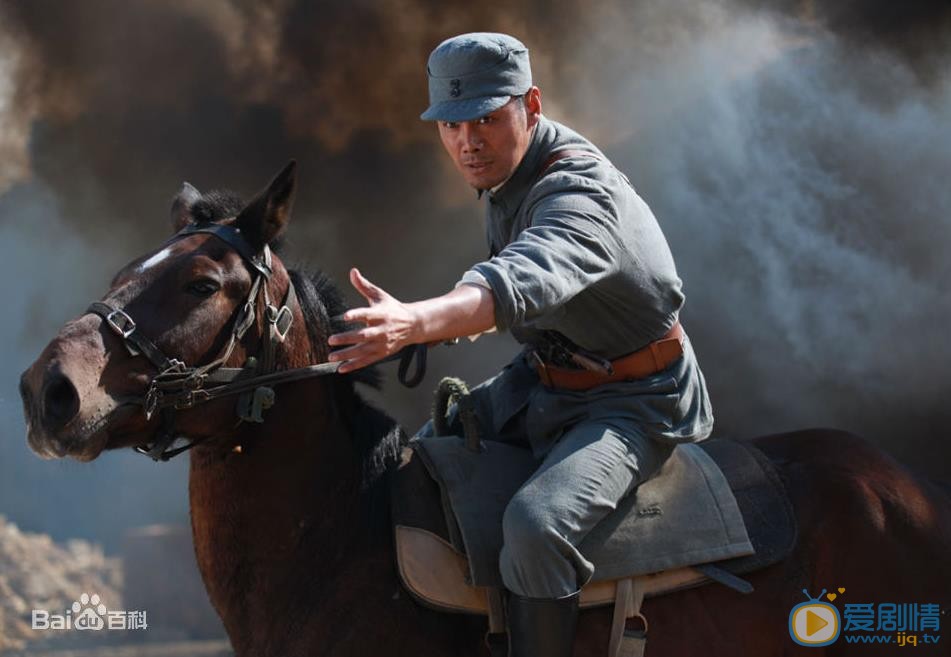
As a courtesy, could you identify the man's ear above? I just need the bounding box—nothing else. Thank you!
[525,86,542,129]
[235,160,297,249]
[170,182,202,232]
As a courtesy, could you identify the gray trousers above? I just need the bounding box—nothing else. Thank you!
[423,393,677,599]
[499,419,674,598]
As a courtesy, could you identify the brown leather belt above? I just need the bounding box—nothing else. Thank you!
[531,323,685,390]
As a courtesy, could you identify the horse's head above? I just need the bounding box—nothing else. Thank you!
[19,161,310,462]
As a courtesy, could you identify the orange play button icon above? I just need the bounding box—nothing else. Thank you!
[806,610,829,636]
[790,602,840,646]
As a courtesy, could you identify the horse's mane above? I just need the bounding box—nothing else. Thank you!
[289,267,404,540]
[189,189,404,494]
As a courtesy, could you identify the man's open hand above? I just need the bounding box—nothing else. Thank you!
[327,268,420,373]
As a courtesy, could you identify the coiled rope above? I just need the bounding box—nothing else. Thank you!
[432,376,482,452]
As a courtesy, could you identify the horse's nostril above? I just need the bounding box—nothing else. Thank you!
[42,371,80,430]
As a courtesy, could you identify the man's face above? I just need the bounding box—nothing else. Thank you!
[437,88,542,191]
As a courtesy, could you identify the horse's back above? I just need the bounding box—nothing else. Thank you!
[758,430,950,638]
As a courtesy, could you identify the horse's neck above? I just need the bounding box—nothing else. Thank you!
[187,379,393,643]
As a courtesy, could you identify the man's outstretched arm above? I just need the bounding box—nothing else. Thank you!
[327,267,496,373]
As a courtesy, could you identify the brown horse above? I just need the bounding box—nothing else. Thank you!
[19,163,951,656]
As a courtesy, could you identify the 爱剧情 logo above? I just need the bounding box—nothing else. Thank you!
[32,593,148,631]
[789,586,942,647]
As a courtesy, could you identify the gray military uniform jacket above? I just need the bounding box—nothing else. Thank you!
[459,116,713,457]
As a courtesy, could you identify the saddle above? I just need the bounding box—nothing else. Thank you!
[390,436,797,657]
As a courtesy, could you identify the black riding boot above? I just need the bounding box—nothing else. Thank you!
[507,590,580,657]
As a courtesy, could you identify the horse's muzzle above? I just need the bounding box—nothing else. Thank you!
[19,314,118,460]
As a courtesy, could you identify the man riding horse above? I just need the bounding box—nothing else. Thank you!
[327,32,714,657]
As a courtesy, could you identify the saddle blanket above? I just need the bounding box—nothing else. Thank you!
[411,436,755,588]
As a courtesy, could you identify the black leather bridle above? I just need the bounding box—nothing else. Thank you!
[86,222,341,461]
[86,221,428,462]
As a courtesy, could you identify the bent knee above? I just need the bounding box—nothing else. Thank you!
[502,494,563,557]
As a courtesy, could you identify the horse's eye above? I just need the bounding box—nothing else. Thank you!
[186,279,221,297]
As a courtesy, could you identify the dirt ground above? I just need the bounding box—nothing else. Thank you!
[0,639,233,657]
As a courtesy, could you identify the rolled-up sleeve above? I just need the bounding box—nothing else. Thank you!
[468,180,622,331]
[455,270,492,289]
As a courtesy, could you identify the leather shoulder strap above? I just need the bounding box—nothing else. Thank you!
[539,148,602,177]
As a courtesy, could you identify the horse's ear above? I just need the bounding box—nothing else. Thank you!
[236,161,297,249]
[170,182,202,232]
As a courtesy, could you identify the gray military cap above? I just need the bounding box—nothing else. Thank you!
[421,32,532,122]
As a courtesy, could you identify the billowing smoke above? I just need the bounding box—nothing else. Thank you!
[1,0,949,549]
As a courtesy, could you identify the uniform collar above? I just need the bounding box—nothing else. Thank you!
[476,173,512,199]
[485,116,555,214]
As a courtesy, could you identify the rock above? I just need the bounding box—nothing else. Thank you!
[0,515,122,652]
